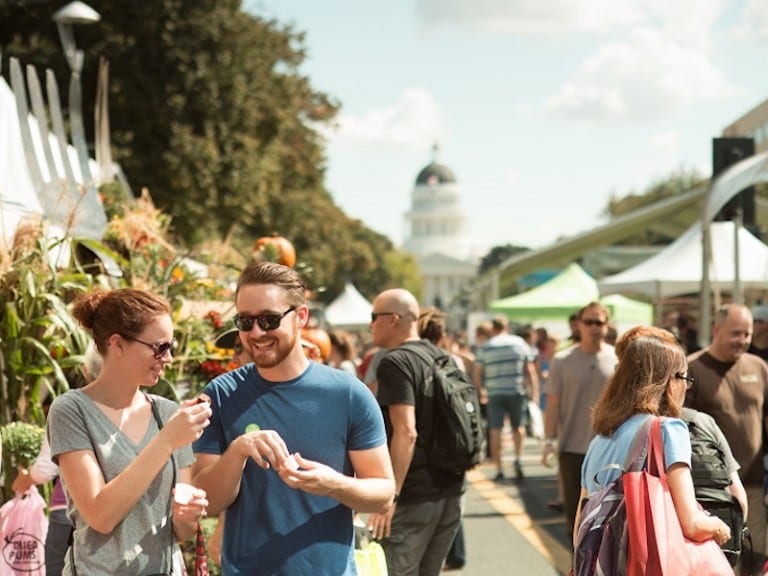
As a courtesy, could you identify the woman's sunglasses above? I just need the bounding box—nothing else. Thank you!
[126,337,177,359]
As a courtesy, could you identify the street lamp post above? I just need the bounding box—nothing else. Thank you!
[52,0,100,186]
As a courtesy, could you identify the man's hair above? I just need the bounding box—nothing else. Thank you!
[714,303,748,325]
[579,301,611,321]
[475,321,493,339]
[592,326,686,436]
[236,261,306,307]
[491,315,508,332]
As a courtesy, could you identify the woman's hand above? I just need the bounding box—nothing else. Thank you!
[12,467,35,494]
[711,518,731,546]
[163,401,212,450]
[173,484,208,523]
[172,483,208,541]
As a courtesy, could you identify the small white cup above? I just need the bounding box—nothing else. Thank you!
[284,454,299,471]
[174,482,197,505]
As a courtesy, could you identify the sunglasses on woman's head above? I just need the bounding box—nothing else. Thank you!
[234,307,296,332]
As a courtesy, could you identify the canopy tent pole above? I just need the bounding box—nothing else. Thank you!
[654,281,663,326]
[733,209,743,304]
[700,221,712,348]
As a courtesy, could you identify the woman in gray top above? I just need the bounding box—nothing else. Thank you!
[48,288,212,575]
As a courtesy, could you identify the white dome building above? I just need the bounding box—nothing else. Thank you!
[403,146,477,312]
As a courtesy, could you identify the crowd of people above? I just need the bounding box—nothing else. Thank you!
[6,261,768,576]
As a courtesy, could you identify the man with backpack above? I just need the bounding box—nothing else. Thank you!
[367,288,470,576]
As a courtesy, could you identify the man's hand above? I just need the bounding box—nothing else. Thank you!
[541,442,556,468]
[367,502,396,540]
[277,453,342,496]
[235,429,291,470]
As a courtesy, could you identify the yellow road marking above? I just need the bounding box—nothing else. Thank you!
[467,468,572,575]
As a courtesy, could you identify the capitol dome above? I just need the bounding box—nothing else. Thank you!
[415,162,457,185]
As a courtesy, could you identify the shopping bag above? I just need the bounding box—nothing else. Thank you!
[194,522,209,576]
[353,522,388,576]
[0,487,48,576]
[527,400,544,440]
[354,541,388,576]
[624,418,732,576]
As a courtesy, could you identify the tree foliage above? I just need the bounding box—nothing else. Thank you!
[478,244,529,276]
[602,167,706,245]
[0,0,419,303]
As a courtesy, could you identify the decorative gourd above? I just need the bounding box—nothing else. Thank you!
[252,234,296,268]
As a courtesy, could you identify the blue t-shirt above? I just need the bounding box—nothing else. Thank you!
[581,414,691,495]
[193,362,386,576]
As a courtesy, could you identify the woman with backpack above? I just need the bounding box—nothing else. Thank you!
[574,326,731,554]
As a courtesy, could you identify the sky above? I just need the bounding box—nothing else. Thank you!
[247,0,768,255]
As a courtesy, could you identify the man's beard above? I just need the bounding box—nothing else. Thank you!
[249,332,296,369]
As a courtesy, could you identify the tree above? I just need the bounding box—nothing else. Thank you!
[0,1,420,301]
[602,167,706,245]
[478,244,529,276]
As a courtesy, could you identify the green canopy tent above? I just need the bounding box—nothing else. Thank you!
[489,263,652,332]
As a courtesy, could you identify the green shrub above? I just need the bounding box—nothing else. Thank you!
[0,421,45,501]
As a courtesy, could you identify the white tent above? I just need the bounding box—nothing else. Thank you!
[598,221,768,300]
[0,75,106,246]
[324,283,373,329]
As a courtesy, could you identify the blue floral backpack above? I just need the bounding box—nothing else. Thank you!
[572,418,652,576]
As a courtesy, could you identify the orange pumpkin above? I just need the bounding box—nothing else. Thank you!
[253,234,296,268]
[301,327,332,363]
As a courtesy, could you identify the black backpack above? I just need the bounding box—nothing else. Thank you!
[681,408,749,567]
[402,342,484,474]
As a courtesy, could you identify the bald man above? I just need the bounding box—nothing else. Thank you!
[367,289,465,576]
[686,303,768,575]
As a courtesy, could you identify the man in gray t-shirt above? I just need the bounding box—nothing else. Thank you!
[542,302,617,546]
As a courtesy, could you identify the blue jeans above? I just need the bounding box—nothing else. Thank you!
[381,494,462,576]
[46,508,72,576]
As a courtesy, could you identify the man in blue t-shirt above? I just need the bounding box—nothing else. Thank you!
[192,262,394,575]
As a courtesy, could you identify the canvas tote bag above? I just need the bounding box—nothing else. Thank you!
[624,417,733,576]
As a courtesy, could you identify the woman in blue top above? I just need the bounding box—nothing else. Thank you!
[575,325,731,549]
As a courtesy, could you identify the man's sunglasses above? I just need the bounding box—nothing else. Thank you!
[581,319,607,327]
[126,337,177,359]
[371,312,399,323]
[234,307,296,332]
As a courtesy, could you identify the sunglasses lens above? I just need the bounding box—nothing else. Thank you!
[235,315,255,331]
[153,341,174,358]
[257,315,281,331]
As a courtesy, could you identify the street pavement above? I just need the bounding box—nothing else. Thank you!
[448,435,572,575]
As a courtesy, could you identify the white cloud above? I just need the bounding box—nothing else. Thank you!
[743,0,768,44]
[544,27,738,122]
[503,168,520,185]
[416,0,728,43]
[322,88,444,147]
[415,0,648,36]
